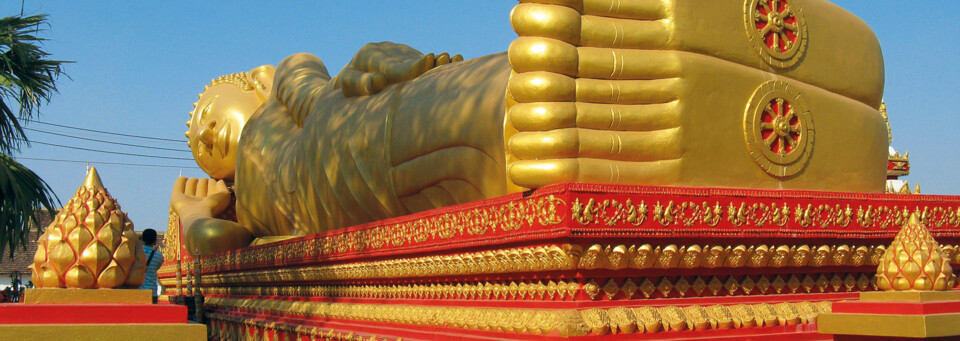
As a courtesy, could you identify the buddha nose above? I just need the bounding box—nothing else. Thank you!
[199,127,216,147]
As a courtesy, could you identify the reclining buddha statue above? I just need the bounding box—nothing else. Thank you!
[173,0,888,256]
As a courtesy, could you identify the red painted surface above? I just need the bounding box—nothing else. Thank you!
[0,303,188,324]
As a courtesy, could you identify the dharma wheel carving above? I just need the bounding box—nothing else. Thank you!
[744,81,814,178]
[744,0,808,68]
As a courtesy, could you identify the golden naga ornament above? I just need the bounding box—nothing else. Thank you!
[30,167,146,288]
[876,213,955,291]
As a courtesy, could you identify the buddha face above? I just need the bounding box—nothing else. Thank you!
[187,81,264,180]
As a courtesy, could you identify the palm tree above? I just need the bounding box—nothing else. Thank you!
[0,14,68,259]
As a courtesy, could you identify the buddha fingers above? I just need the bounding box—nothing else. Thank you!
[342,42,464,98]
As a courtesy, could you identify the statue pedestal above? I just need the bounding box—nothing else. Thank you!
[159,183,960,340]
[0,289,205,340]
[818,291,960,340]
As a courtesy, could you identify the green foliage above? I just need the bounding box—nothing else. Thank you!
[0,14,68,153]
[0,154,55,259]
[0,14,69,260]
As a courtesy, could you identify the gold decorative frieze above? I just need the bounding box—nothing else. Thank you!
[569,198,959,231]
[192,243,960,288]
[198,195,564,269]
[205,297,832,337]
[207,314,400,341]
[202,280,581,301]
[206,297,591,337]
[728,202,790,227]
[160,200,960,281]
[653,201,723,227]
[571,198,648,226]
[163,209,180,264]
[196,271,899,303]
[202,245,579,285]
[575,243,890,271]
[582,273,876,300]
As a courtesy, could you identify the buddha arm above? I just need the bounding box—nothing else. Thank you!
[272,53,332,127]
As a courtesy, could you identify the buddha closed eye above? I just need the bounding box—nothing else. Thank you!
[186,76,267,180]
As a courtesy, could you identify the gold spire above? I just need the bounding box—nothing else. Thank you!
[82,166,104,189]
[876,213,955,291]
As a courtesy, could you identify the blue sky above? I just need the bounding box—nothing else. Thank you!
[2,1,957,231]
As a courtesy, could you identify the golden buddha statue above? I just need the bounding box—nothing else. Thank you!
[174,0,889,256]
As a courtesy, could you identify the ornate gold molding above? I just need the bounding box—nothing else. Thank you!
[569,198,960,231]
[583,273,876,300]
[190,243,960,288]
[205,297,832,337]
[202,245,578,285]
[162,209,180,266]
[575,243,888,270]
[203,280,580,301]
[198,272,881,302]
[198,195,564,268]
[207,314,399,341]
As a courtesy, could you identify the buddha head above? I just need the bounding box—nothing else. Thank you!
[187,65,275,180]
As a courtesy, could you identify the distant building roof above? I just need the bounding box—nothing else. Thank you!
[0,211,55,275]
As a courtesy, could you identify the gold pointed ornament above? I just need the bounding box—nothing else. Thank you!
[876,213,955,291]
[29,167,147,288]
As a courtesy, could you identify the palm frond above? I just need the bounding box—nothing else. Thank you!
[0,14,70,154]
[0,153,56,259]
[0,14,68,261]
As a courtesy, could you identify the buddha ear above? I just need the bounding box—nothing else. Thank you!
[247,65,276,101]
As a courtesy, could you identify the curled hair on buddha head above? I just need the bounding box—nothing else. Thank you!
[187,66,275,130]
[199,65,276,102]
[141,228,157,246]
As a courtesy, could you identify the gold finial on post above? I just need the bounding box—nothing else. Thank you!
[81,166,104,189]
[876,213,955,291]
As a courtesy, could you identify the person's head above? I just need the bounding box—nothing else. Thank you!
[141,228,158,246]
[186,65,275,180]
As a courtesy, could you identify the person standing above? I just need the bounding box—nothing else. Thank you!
[139,229,164,302]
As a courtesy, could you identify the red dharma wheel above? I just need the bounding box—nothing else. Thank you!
[743,0,807,68]
[743,81,814,177]
[753,0,800,54]
[760,97,801,155]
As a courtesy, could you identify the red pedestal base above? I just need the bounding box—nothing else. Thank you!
[0,303,188,324]
[819,293,960,340]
